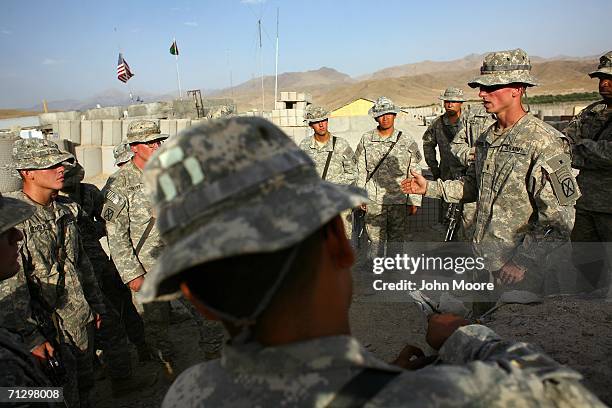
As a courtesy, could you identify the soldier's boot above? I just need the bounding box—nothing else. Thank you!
[111,371,159,398]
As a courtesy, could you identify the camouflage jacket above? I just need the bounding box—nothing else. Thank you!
[0,328,50,387]
[2,192,104,350]
[298,134,357,185]
[426,114,579,271]
[61,183,108,262]
[563,101,612,213]
[422,113,465,180]
[451,104,497,167]
[355,128,423,206]
[102,160,164,283]
[161,325,603,407]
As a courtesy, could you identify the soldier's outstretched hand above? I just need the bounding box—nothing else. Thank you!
[401,170,427,195]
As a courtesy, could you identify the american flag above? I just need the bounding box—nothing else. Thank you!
[117,53,134,83]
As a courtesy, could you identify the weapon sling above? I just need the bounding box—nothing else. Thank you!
[135,217,156,256]
[365,131,402,183]
[321,136,337,180]
[325,368,400,408]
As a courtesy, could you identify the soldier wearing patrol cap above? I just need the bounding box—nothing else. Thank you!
[563,51,612,295]
[1,138,108,406]
[354,96,423,260]
[0,192,52,388]
[137,117,602,407]
[402,49,580,299]
[422,87,468,182]
[113,141,134,167]
[299,105,357,239]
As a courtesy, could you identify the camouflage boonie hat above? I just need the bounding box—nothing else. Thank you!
[0,192,34,235]
[368,96,400,118]
[113,142,133,166]
[468,48,539,88]
[589,51,612,78]
[140,117,368,302]
[126,120,169,144]
[12,138,75,170]
[304,105,329,124]
[439,87,466,102]
[62,162,85,188]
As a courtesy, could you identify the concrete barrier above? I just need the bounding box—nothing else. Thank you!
[58,120,81,144]
[76,146,102,178]
[84,106,123,120]
[39,111,81,126]
[102,120,122,146]
[91,120,103,145]
[160,120,177,137]
[176,119,191,134]
[81,120,93,146]
[101,146,116,175]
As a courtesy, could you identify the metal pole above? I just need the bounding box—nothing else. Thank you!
[174,38,182,99]
[274,7,279,104]
[259,20,264,113]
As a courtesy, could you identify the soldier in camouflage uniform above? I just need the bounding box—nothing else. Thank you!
[113,141,133,167]
[61,163,155,396]
[3,139,109,407]
[402,49,580,299]
[102,120,224,360]
[299,105,357,238]
[422,87,468,181]
[563,51,612,295]
[134,117,602,407]
[355,97,423,258]
[0,192,52,389]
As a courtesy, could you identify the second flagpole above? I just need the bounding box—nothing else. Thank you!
[173,38,182,99]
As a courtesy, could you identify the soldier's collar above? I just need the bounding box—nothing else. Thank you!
[371,128,399,142]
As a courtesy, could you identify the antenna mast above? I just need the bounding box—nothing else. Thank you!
[274,8,279,104]
[258,19,264,113]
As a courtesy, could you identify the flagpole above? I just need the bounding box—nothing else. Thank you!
[174,38,183,99]
[274,7,279,104]
[258,20,264,113]
[115,27,134,105]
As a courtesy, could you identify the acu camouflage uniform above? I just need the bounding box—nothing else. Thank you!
[355,97,423,257]
[134,117,602,408]
[4,139,108,407]
[61,164,143,382]
[102,120,224,358]
[422,87,467,181]
[426,49,580,294]
[563,51,612,293]
[299,106,357,239]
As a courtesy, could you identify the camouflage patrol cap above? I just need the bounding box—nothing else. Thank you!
[12,138,75,170]
[304,105,329,124]
[62,162,85,189]
[126,120,169,145]
[468,48,539,88]
[0,192,34,235]
[589,51,612,78]
[439,87,466,102]
[113,142,134,166]
[139,117,368,302]
[368,96,400,118]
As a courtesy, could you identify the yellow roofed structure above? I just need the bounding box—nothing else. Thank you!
[330,98,374,117]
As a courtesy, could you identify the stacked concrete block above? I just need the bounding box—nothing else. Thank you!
[76,146,102,178]
[101,146,117,175]
[176,119,191,134]
[160,120,177,137]
[102,120,123,146]
[58,120,81,144]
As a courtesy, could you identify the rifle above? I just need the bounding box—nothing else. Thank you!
[444,202,463,242]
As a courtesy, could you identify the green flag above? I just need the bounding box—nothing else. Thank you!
[170,40,179,56]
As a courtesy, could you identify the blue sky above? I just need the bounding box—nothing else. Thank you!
[1,0,610,108]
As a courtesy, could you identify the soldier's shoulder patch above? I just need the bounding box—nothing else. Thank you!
[101,189,127,222]
[543,153,580,206]
[407,141,423,162]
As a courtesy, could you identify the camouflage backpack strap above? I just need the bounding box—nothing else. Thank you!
[325,368,400,408]
[321,137,336,181]
[366,131,402,183]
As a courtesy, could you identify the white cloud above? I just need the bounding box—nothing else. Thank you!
[1,29,12,35]
[183,21,198,27]
[42,58,64,65]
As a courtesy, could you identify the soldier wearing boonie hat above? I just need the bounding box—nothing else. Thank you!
[4,137,107,407]
[402,48,580,308]
[0,192,52,388]
[143,117,604,408]
[355,96,423,262]
[113,142,134,167]
[563,51,612,295]
[299,105,357,240]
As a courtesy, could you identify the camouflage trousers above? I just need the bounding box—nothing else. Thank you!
[571,208,612,293]
[59,323,95,408]
[132,293,173,358]
[363,203,412,259]
[91,253,146,348]
[456,202,477,242]
[95,295,132,380]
